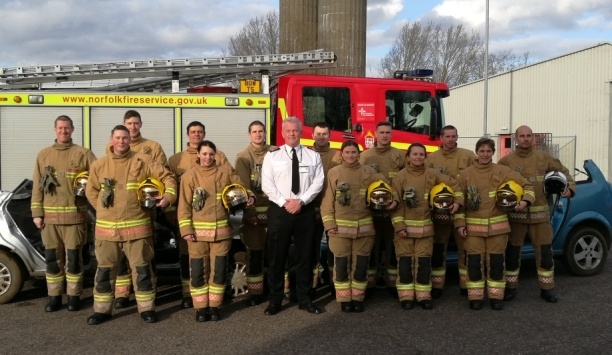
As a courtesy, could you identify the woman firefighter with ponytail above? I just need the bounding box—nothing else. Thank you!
[390,143,463,310]
[321,140,397,313]
[177,140,255,322]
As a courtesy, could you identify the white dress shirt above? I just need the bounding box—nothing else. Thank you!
[262,144,324,208]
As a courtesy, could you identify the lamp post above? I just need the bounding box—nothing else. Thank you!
[483,0,489,136]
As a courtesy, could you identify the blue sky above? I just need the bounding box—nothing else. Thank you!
[0,0,610,78]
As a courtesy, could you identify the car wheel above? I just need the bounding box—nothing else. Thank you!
[563,227,609,276]
[0,251,25,304]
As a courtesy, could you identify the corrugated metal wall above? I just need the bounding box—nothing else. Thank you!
[279,0,318,54]
[445,43,612,178]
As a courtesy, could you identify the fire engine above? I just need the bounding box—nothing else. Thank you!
[0,50,449,191]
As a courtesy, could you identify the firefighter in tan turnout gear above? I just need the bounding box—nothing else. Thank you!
[166,121,233,309]
[391,143,462,310]
[106,109,169,309]
[498,125,575,303]
[178,140,254,322]
[31,115,96,313]
[454,137,534,311]
[321,140,391,313]
[424,125,476,298]
[235,120,277,306]
[359,121,405,294]
[309,122,341,295]
[85,125,176,325]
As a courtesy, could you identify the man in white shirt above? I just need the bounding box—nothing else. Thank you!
[261,117,324,315]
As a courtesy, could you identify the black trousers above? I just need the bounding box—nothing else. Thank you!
[267,202,315,306]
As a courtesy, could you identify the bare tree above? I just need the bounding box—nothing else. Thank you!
[227,11,280,55]
[378,21,530,87]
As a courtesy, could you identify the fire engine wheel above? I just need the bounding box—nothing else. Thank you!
[0,251,24,304]
[563,227,608,276]
[229,261,249,297]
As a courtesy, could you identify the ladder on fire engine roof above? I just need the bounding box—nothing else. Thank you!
[0,50,336,92]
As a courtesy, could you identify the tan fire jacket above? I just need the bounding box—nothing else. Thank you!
[31,141,96,224]
[235,144,277,220]
[498,147,576,224]
[86,148,177,241]
[106,134,167,166]
[359,145,405,182]
[310,144,342,208]
[424,145,476,179]
[168,145,232,180]
[454,161,535,237]
[321,162,390,239]
[177,164,253,242]
[391,164,464,238]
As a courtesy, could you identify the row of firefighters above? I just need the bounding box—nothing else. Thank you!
[31,113,574,323]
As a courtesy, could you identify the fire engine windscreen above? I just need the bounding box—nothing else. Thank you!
[385,91,432,134]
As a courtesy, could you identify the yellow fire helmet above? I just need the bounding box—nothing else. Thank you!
[73,171,89,197]
[367,180,393,210]
[430,183,455,213]
[138,178,165,209]
[222,183,249,214]
[496,180,524,212]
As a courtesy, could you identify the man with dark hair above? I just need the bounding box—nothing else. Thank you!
[166,120,233,308]
[424,125,476,298]
[85,125,176,325]
[235,120,277,306]
[310,122,341,294]
[32,115,96,312]
[108,109,168,308]
[359,121,404,296]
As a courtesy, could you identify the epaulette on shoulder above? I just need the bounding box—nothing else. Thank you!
[269,146,280,152]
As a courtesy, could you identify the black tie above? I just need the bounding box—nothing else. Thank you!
[291,148,300,194]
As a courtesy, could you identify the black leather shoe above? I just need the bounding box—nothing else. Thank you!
[195,309,207,322]
[419,300,433,310]
[431,288,443,299]
[247,295,262,307]
[181,297,193,309]
[44,296,62,312]
[460,288,468,296]
[503,288,517,301]
[298,303,322,314]
[400,300,414,310]
[208,307,221,321]
[114,297,130,309]
[140,311,158,323]
[340,302,353,313]
[490,299,504,310]
[540,289,559,303]
[352,301,364,313]
[67,296,81,311]
[87,312,111,325]
[264,304,281,316]
[469,300,482,310]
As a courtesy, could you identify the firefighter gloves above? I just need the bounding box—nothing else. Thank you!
[193,187,206,212]
[101,178,115,208]
[336,182,350,206]
[403,187,419,208]
[40,165,60,195]
[467,186,480,211]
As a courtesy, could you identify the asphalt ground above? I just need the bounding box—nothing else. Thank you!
[1,259,610,355]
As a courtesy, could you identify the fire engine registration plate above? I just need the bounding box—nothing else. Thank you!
[240,79,261,93]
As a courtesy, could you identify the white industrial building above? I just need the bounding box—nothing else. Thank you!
[444,42,612,179]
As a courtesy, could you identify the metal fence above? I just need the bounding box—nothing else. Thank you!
[457,135,577,177]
